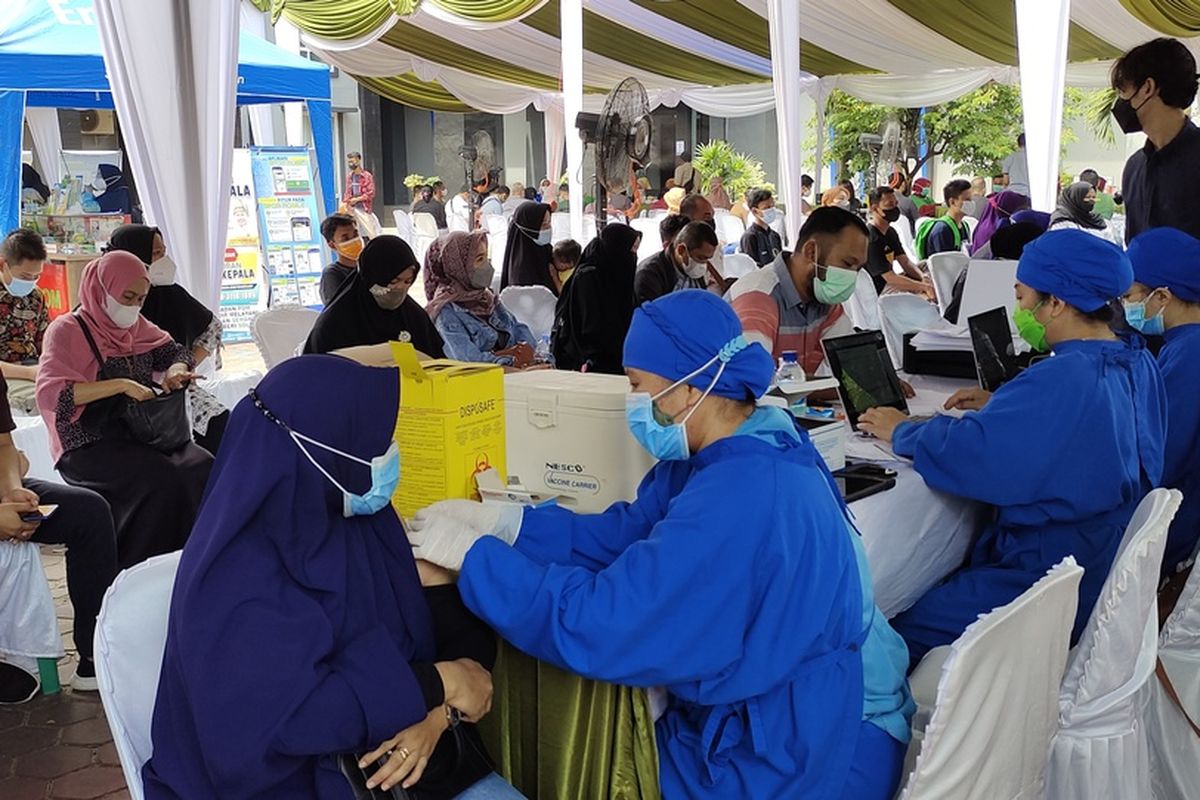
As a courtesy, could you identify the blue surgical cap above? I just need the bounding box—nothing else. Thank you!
[1127,227,1200,302]
[1016,229,1133,312]
[624,290,776,400]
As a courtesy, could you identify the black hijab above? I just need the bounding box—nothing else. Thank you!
[500,201,553,291]
[106,224,215,349]
[579,222,641,307]
[1050,182,1105,230]
[304,235,444,357]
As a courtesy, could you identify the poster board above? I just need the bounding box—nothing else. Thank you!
[219,149,268,343]
[250,146,325,309]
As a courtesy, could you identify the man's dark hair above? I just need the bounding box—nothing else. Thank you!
[796,206,869,247]
[658,213,690,246]
[497,185,511,198]
[867,186,895,208]
[348,151,362,159]
[679,193,712,220]
[1,228,46,265]
[943,179,972,205]
[432,180,445,191]
[320,213,357,243]
[839,179,856,194]
[746,188,774,209]
[1111,37,1199,109]
[552,238,582,265]
[674,221,719,252]
[1079,169,1101,188]
[1017,133,1026,148]
[801,174,814,188]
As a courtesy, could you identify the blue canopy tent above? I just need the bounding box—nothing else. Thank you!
[0,0,335,236]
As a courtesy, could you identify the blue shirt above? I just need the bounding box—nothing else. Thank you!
[1158,323,1200,573]
[458,410,872,798]
[433,302,536,365]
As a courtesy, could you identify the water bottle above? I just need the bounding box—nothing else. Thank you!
[776,351,808,416]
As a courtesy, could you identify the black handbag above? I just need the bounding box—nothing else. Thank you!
[75,314,193,454]
[338,708,493,800]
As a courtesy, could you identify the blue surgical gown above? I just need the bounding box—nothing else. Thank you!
[1158,323,1200,575]
[889,338,1166,668]
[458,409,876,798]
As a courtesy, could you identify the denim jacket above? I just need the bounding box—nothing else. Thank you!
[434,302,536,365]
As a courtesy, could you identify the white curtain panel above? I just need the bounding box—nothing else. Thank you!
[94,0,239,311]
[1016,0,1071,212]
[240,1,279,146]
[766,0,803,243]
[561,0,586,243]
[24,106,63,187]
[543,104,565,189]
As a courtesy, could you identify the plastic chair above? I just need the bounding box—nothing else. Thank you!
[1146,557,1200,800]
[251,305,320,370]
[447,200,470,233]
[630,217,661,262]
[720,252,758,282]
[895,217,918,262]
[717,214,746,247]
[927,252,969,316]
[877,292,940,369]
[409,212,439,267]
[844,269,881,331]
[499,285,558,344]
[392,209,412,243]
[550,212,571,243]
[1044,489,1181,800]
[95,551,183,800]
[484,214,509,273]
[899,558,1084,800]
[0,541,65,696]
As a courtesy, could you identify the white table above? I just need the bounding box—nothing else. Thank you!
[843,374,988,618]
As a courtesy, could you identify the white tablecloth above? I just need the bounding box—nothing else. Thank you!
[844,374,989,618]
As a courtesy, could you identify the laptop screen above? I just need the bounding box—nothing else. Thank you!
[968,307,1017,392]
[822,331,907,428]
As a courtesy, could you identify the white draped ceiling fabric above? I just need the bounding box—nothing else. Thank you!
[24,106,63,187]
[94,0,239,310]
[287,0,1199,208]
[1017,0,1073,212]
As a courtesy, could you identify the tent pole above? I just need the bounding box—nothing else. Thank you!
[766,0,803,245]
[1015,0,1070,212]
[561,0,585,243]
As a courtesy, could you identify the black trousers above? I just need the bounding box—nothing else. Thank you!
[26,479,118,662]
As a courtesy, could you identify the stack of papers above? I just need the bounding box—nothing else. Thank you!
[910,321,973,352]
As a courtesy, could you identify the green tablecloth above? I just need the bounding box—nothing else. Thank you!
[479,642,662,800]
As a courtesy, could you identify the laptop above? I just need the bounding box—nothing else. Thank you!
[821,330,909,430]
[968,307,1019,391]
[958,259,1019,324]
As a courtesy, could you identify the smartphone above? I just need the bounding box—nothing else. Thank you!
[20,504,58,523]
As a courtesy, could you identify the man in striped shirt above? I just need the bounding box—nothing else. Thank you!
[728,207,869,376]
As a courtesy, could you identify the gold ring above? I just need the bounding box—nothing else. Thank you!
[397,747,411,761]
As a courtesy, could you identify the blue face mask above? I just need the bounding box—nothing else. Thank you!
[252,391,401,517]
[1123,298,1165,336]
[5,277,38,298]
[624,336,750,462]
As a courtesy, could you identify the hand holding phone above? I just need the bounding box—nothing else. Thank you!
[19,504,58,523]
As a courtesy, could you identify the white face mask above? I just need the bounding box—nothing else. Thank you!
[759,207,780,225]
[104,294,141,328]
[677,248,708,279]
[148,256,177,286]
[91,172,108,194]
[835,199,851,210]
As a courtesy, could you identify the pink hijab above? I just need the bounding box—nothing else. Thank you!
[424,231,496,322]
[36,251,174,460]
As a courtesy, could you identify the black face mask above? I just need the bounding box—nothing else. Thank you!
[1112,87,1149,135]
[882,207,901,223]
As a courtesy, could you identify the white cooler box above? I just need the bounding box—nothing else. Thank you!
[503,371,656,513]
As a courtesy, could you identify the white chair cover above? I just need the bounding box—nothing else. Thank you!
[583,215,598,245]
[647,209,667,219]
[717,214,746,247]
[204,370,262,412]
[447,197,470,233]
[900,558,1084,800]
[927,252,969,316]
[768,212,788,248]
[550,211,571,243]
[721,253,759,282]
[484,214,509,274]
[1044,489,1181,800]
[900,558,1083,800]
[251,304,320,370]
[844,269,882,331]
[877,293,940,369]
[0,541,63,674]
[95,551,182,800]
[499,285,558,345]
[392,208,412,242]
[410,211,440,268]
[630,217,661,263]
[1146,560,1200,800]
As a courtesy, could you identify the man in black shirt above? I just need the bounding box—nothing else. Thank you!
[634,220,716,304]
[865,187,931,296]
[412,180,449,231]
[1111,38,1200,243]
[319,214,361,305]
[739,187,784,268]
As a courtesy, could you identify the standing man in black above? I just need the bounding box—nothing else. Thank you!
[1112,38,1200,242]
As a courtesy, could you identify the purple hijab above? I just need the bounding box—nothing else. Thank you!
[144,355,435,799]
[970,190,1031,256]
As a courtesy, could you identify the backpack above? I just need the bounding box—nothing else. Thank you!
[914,215,964,260]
